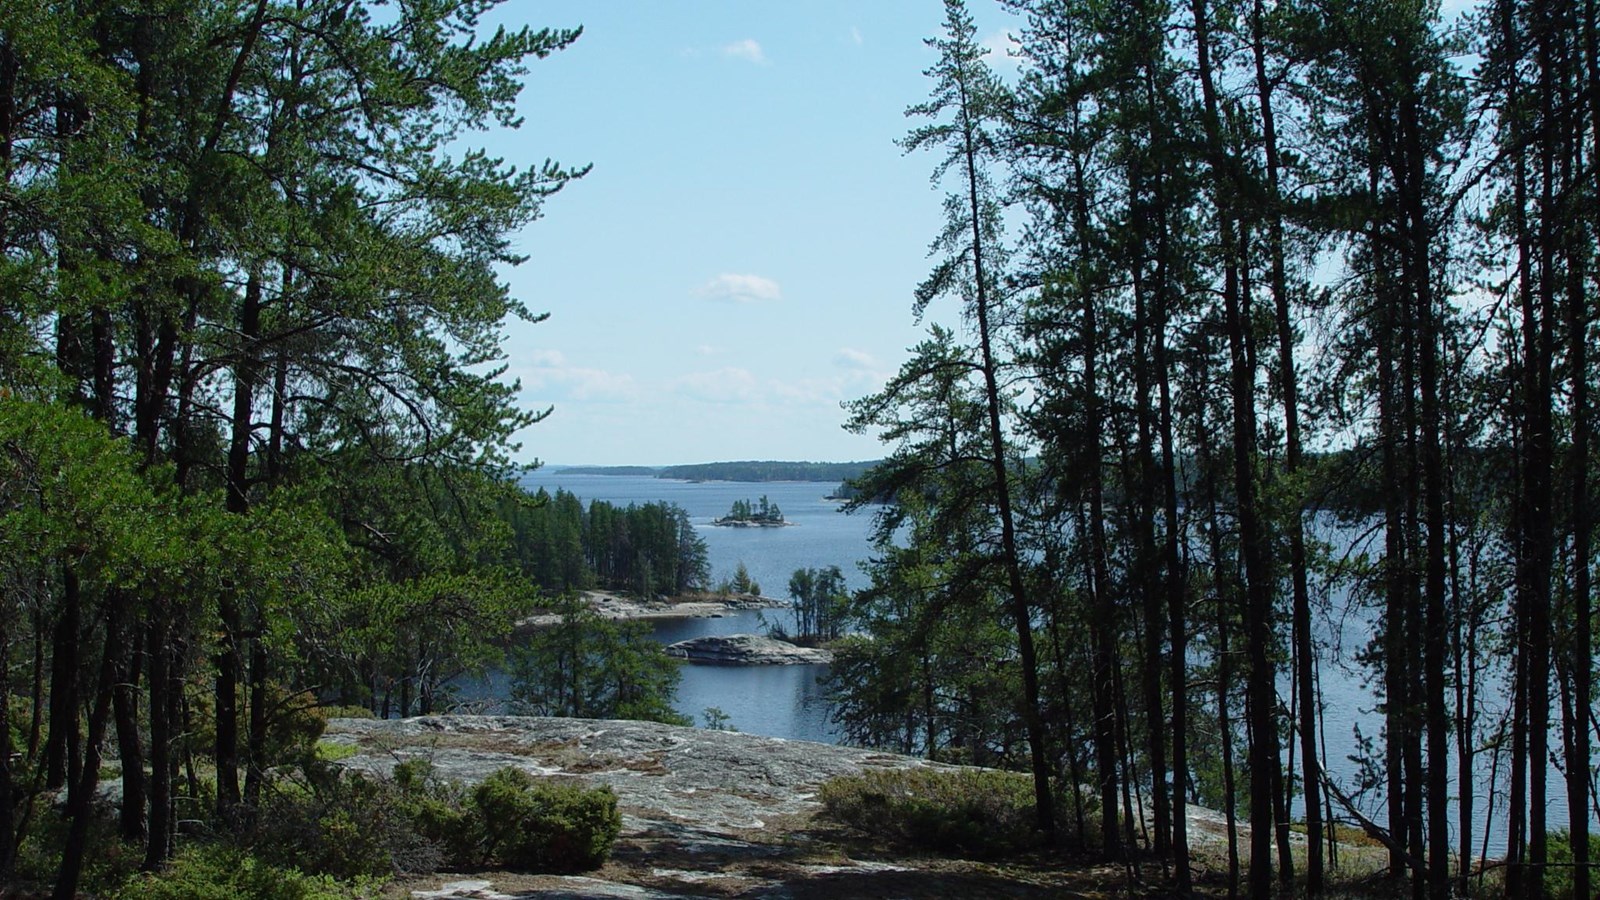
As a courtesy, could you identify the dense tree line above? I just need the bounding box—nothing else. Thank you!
[502,487,709,598]
[0,1,581,893]
[836,0,1598,896]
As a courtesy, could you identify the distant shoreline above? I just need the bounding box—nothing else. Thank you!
[547,459,876,484]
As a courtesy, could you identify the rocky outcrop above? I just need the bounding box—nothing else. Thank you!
[325,715,962,897]
[517,591,783,629]
[326,715,1255,899]
[325,715,927,833]
[663,633,833,665]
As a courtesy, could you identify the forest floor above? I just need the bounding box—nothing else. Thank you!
[329,716,1398,900]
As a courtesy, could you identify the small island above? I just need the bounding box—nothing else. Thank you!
[712,495,795,527]
[664,633,833,665]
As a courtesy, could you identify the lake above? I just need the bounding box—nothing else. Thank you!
[463,471,1590,858]
[465,472,871,743]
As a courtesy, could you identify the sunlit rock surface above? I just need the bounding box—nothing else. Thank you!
[662,633,833,666]
[324,715,1233,898]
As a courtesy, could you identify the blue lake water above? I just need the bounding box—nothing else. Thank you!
[465,473,869,743]
[462,471,1591,858]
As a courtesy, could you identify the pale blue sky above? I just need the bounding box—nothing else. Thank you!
[478,1,1016,467]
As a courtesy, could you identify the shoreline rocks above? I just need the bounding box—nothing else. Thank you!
[517,591,783,629]
[663,633,833,665]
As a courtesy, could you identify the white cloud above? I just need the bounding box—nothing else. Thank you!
[526,348,568,367]
[675,367,761,404]
[516,349,638,402]
[695,273,782,304]
[849,26,863,46]
[722,38,767,64]
[695,343,722,357]
[834,347,879,370]
[981,30,1020,71]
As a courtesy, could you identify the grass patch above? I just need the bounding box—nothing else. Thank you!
[314,740,359,762]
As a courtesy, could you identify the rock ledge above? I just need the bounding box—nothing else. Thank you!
[663,633,833,665]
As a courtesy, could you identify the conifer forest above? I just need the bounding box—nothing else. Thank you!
[0,0,1598,897]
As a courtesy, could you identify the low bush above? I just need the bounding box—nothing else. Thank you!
[253,770,438,878]
[316,704,377,720]
[248,759,619,878]
[1546,829,1600,899]
[112,845,374,900]
[819,767,1046,859]
[470,767,621,872]
[392,760,478,864]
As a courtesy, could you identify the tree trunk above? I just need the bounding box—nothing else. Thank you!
[54,602,122,900]
[0,595,14,880]
[142,614,173,870]
[1252,0,1322,889]
[953,64,1056,839]
[1191,0,1277,890]
[113,609,147,841]
[1561,3,1593,888]
[46,566,81,794]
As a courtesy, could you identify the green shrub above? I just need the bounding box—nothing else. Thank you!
[392,760,479,864]
[1546,829,1600,899]
[470,767,622,872]
[254,771,437,878]
[248,760,619,877]
[113,845,373,900]
[819,767,1045,859]
[316,704,377,720]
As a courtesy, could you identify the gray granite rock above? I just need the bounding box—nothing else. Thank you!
[325,716,962,898]
[662,633,833,665]
[325,716,1230,898]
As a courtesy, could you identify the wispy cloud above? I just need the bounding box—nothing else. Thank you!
[695,273,782,304]
[849,26,863,46]
[981,29,1020,71]
[722,38,768,64]
[517,349,638,402]
[834,347,880,371]
[675,367,762,404]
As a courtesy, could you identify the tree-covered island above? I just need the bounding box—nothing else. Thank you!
[712,495,792,527]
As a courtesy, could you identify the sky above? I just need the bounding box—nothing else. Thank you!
[473,1,1019,467]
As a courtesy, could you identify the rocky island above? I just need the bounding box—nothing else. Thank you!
[664,633,834,665]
